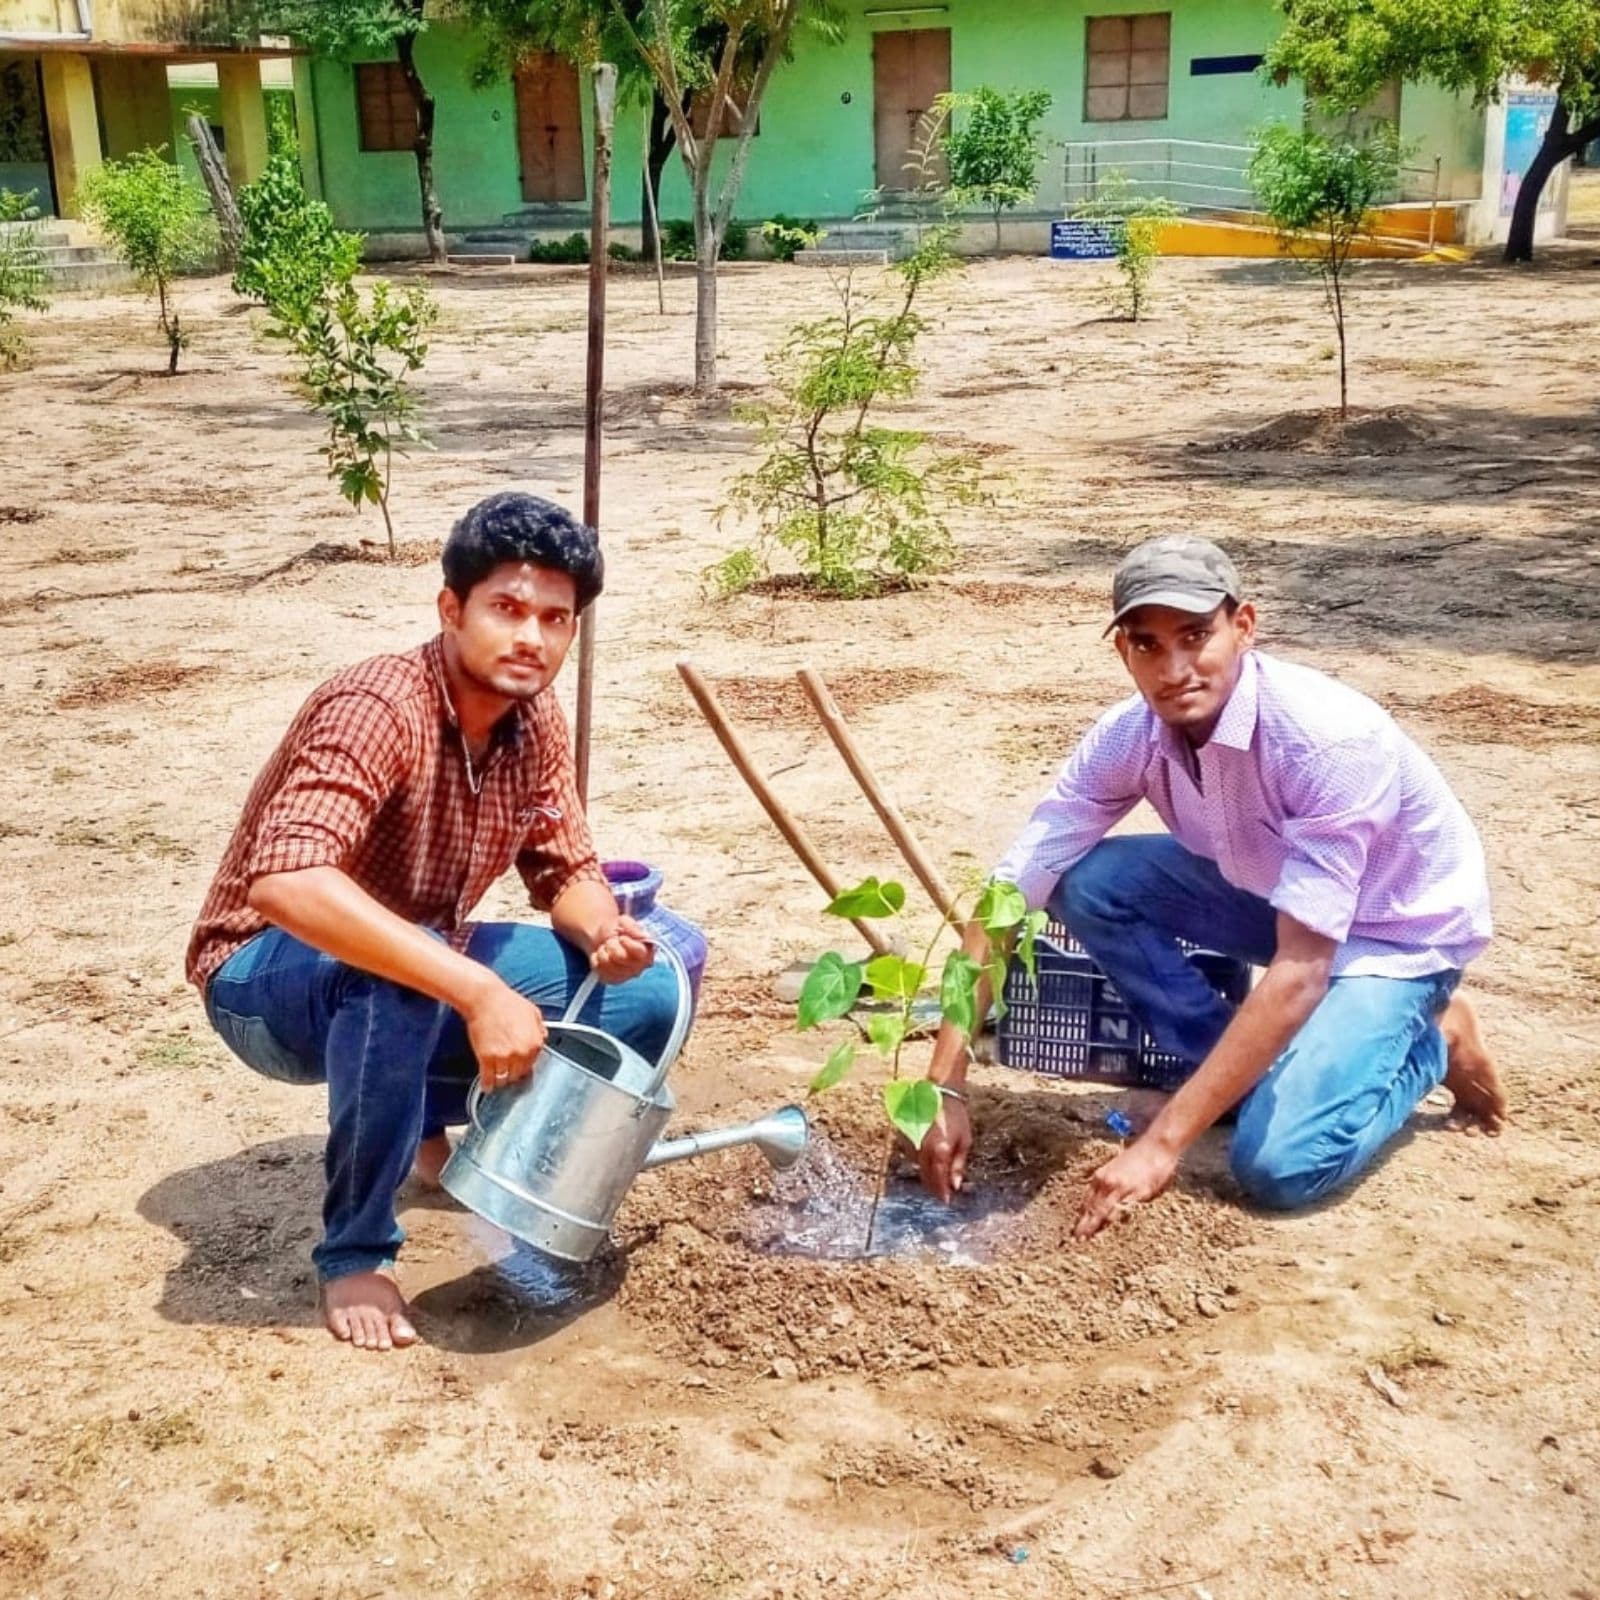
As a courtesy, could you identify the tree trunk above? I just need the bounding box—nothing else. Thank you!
[187,112,243,270]
[1503,96,1600,264]
[693,218,718,393]
[641,92,676,270]
[396,28,447,265]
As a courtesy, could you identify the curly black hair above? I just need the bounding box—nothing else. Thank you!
[441,492,604,610]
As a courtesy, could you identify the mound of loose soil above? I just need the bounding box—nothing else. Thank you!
[613,1085,1254,1377]
[660,665,949,729]
[1409,683,1600,747]
[55,660,206,709]
[265,538,442,576]
[1205,406,1433,456]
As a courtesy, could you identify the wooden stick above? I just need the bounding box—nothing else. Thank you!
[574,62,617,805]
[796,667,959,922]
[676,660,892,955]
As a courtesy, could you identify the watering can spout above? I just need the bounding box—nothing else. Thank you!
[642,1104,810,1172]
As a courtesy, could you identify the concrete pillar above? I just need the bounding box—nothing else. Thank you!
[40,51,102,215]
[97,58,173,160]
[290,54,324,199]
[217,56,268,190]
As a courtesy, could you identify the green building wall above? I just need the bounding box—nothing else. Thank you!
[303,0,1480,242]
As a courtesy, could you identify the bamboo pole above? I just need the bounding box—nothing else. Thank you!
[676,660,892,956]
[643,104,666,315]
[795,667,959,923]
[574,62,617,805]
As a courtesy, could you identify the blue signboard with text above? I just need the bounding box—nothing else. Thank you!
[1050,219,1118,260]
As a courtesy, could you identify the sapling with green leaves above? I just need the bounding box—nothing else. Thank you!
[1071,170,1178,321]
[0,188,49,369]
[79,150,215,374]
[271,277,437,555]
[796,875,1046,1251]
[1247,124,1402,417]
[937,85,1053,252]
[711,227,981,599]
[234,147,363,324]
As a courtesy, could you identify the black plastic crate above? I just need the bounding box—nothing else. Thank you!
[995,922,1252,1090]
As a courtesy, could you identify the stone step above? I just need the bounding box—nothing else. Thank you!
[39,242,115,266]
[795,247,891,267]
[47,259,133,290]
[448,251,518,268]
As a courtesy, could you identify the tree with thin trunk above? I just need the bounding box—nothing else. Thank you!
[466,0,842,392]
[1248,123,1400,418]
[1264,0,1600,263]
[264,0,449,264]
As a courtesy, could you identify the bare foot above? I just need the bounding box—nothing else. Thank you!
[1439,994,1508,1136]
[411,1132,452,1191]
[320,1270,418,1352]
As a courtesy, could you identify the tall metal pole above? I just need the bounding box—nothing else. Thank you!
[574,62,616,806]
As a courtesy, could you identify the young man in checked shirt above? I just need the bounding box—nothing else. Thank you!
[917,534,1507,1236]
[187,493,676,1352]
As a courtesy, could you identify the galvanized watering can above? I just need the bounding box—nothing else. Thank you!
[440,946,809,1262]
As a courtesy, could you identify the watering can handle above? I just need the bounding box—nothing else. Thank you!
[466,944,693,1128]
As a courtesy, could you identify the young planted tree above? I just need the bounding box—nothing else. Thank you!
[1247,124,1401,416]
[264,0,448,264]
[271,278,437,555]
[0,189,49,369]
[235,147,364,322]
[1071,170,1178,321]
[1264,0,1600,263]
[798,876,1046,1252]
[79,151,216,374]
[938,85,1053,252]
[713,229,981,598]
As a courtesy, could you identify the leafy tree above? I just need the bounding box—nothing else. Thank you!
[1071,170,1178,321]
[234,148,364,321]
[713,228,982,598]
[79,151,216,374]
[0,188,49,369]
[1247,123,1402,416]
[1264,0,1600,262]
[938,85,1053,252]
[465,0,844,392]
[270,277,437,554]
[262,0,448,263]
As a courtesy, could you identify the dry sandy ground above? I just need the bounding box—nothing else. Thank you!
[0,245,1597,1600]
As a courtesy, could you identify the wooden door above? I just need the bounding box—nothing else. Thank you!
[514,52,585,203]
[873,28,951,190]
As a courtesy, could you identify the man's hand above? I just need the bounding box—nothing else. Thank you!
[1074,1135,1180,1240]
[589,914,656,983]
[917,1095,973,1202]
[464,980,548,1092]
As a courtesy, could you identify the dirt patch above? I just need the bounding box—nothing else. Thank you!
[54,660,206,710]
[1404,684,1600,747]
[262,538,443,578]
[33,545,137,567]
[0,505,44,525]
[1203,406,1435,456]
[615,1086,1253,1377]
[661,665,950,729]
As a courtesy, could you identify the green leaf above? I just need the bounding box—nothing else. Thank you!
[883,1078,942,1150]
[1016,908,1050,986]
[824,876,906,919]
[986,952,1011,1020]
[867,1013,907,1058]
[976,879,1028,934]
[864,953,926,1004]
[796,952,864,1031]
[939,950,984,1038]
[809,1041,855,1096]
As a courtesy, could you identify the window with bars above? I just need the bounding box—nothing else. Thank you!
[1084,13,1171,123]
[355,62,417,153]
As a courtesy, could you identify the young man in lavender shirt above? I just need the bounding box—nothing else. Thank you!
[917,534,1507,1238]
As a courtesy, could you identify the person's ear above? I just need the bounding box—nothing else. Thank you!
[1233,601,1257,648]
[1113,627,1131,672]
[438,587,461,632]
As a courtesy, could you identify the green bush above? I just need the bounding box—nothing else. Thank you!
[527,230,590,264]
[0,187,49,369]
[762,214,820,262]
[79,149,215,374]
[234,148,362,323]
[660,218,748,262]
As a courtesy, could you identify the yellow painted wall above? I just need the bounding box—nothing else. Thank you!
[0,0,256,45]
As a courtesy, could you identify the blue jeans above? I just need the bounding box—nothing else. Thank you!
[1050,836,1459,1210]
[204,923,680,1282]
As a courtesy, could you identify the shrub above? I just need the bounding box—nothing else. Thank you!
[762,214,821,262]
[939,86,1053,251]
[1071,171,1178,321]
[0,188,49,369]
[660,218,747,261]
[234,148,362,323]
[527,230,590,264]
[79,149,215,374]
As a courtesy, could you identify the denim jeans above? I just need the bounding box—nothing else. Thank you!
[205,923,680,1281]
[1050,835,1460,1210]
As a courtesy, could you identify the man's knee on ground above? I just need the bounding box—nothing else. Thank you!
[1229,1139,1348,1212]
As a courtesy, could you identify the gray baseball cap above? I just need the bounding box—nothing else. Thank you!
[1107,535,1242,631]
